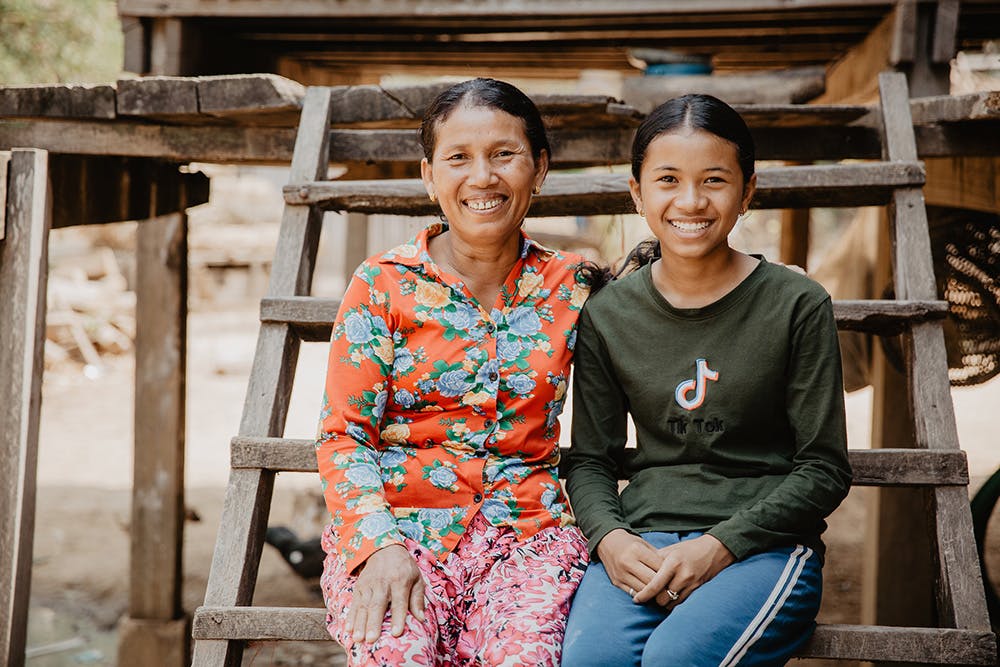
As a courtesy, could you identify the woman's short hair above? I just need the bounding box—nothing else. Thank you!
[630,94,755,185]
[419,78,551,161]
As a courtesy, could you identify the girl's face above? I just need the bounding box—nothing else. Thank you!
[629,128,755,263]
[421,104,548,246]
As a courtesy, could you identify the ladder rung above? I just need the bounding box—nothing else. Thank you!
[283,162,925,216]
[260,296,341,342]
[259,297,948,342]
[833,299,948,334]
[190,606,996,664]
[232,437,969,486]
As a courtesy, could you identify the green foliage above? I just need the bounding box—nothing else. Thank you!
[0,0,122,84]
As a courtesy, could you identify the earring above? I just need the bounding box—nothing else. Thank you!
[429,192,437,203]
[638,208,645,218]
[533,185,542,195]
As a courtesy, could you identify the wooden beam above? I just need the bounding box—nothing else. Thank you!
[0,84,116,119]
[118,0,901,18]
[924,156,1000,215]
[284,163,926,216]
[909,91,1000,124]
[815,6,896,103]
[0,149,52,667]
[622,67,826,112]
[0,152,8,241]
[49,156,209,228]
[131,209,188,620]
[932,0,961,63]
[231,436,970,486]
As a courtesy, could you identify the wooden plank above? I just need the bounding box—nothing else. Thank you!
[190,606,997,663]
[132,210,187,622]
[924,156,1000,215]
[623,66,826,112]
[118,0,901,18]
[932,0,960,63]
[890,0,918,65]
[284,162,926,216]
[261,295,947,342]
[878,71,991,633]
[779,207,810,271]
[0,152,8,241]
[797,624,998,665]
[117,77,200,118]
[815,7,896,103]
[196,74,306,125]
[909,92,1000,124]
[0,149,51,667]
[193,86,336,667]
[832,299,948,334]
[232,436,970,487]
[0,84,116,119]
[122,16,148,74]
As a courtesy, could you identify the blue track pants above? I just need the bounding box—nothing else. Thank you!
[561,531,822,666]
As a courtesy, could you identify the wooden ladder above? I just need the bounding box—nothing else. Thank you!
[191,73,997,665]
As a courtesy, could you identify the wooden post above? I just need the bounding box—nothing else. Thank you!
[779,209,810,271]
[0,149,52,667]
[118,179,191,665]
[862,208,936,645]
[343,212,369,287]
[117,17,194,667]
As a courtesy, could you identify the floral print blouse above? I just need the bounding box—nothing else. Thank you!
[317,223,591,573]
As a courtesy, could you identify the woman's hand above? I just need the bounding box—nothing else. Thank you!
[345,544,426,644]
[633,534,735,607]
[595,528,665,600]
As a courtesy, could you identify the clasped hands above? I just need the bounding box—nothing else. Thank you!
[345,544,426,644]
[596,528,735,608]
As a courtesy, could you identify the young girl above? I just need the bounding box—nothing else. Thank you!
[561,94,852,666]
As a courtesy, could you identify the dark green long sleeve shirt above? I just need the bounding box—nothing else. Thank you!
[564,259,852,561]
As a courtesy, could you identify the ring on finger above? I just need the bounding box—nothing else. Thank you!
[628,587,636,597]
[665,588,680,602]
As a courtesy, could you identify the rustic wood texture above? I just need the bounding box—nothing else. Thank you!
[118,0,903,18]
[0,149,51,667]
[931,0,960,63]
[284,162,925,216]
[909,91,1000,124]
[132,210,187,621]
[49,156,209,228]
[878,71,991,633]
[257,296,949,343]
[193,87,336,667]
[117,77,200,118]
[779,208,810,270]
[923,156,1000,215]
[231,436,970,487]
[0,152,8,241]
[0,83,116,119]
[190,605,997,664]
[623,67,826,112]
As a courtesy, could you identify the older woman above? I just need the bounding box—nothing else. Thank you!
[316,78,596,666]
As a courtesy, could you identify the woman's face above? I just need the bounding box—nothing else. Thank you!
[630,128,755,263]
[421,104,548,247]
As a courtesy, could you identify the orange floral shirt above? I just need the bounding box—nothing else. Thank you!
[316,223,590,573]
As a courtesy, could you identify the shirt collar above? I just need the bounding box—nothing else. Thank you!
[375,223,556,269]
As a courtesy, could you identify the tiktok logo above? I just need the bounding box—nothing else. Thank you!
[674,358,719,410]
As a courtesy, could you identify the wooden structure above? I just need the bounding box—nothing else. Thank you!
[0,0,996,664]
[2,76,1000,666]
[186,73,997,665]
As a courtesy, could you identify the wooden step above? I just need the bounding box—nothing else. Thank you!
[284,162,925,216]
[260,296,948,343]
[190,606,996,664]
[231,436,969,487]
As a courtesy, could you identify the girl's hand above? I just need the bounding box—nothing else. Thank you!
[632,534,735,607]
[344,544,426,643]
[595,528,664,600]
